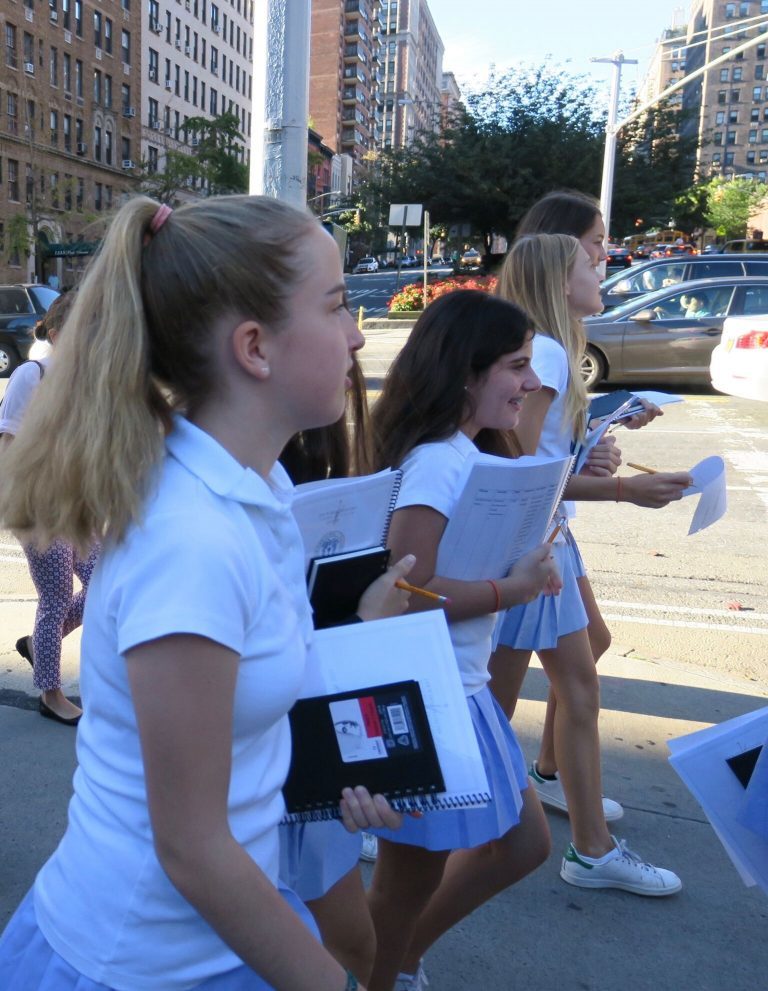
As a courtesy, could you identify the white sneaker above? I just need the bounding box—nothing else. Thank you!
[529,762,623,822]
[560,836,682,896]
[359,832,378,862]
[394,961,429,991]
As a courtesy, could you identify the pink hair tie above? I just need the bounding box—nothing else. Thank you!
[150,204,172,234]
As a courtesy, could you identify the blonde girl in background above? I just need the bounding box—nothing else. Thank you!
[490,232,690,895]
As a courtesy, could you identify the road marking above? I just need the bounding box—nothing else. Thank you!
[0,555,25,564]
[601,614,768,635]
[597,600,768,621]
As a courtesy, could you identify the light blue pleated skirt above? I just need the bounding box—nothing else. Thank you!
[0,887,319,991]
[371,685,528,851]
[495,534,588,652]
[279,820,363,902]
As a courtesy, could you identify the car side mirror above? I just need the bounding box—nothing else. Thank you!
[630,309,657,322]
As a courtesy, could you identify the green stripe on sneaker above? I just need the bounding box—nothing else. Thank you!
[564,844,593,869]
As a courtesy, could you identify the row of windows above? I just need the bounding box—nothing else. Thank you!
[145,99,251,139]
[0,157,117,212]
[725,1,768,16]
[714,126,768,141]
[715,106,768,124]
[147,0,252,53]
[147,49,251,100]
[5,19,133,68]
[719,64,767,83]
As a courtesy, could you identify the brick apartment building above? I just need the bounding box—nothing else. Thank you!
[0,0,142,285]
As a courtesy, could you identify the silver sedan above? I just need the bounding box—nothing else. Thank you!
[582,276,768,388]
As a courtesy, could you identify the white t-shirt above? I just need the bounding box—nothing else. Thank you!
[531,334,576,521]
[0,357,49,436]
[396,431,496,697]
[34,416,313,991]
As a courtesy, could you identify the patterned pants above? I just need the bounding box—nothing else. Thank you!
[22,540,100,692]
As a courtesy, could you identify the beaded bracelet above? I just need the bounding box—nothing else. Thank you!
[345,969,359,991]
[616,476,623,503]
[486,578,501,612]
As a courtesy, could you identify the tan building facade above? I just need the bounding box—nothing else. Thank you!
[1,0,142,285]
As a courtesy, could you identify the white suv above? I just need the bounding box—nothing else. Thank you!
[353,257,379,273]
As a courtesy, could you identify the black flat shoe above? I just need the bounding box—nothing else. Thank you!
[39,698,81,726]
[15,636,34,667]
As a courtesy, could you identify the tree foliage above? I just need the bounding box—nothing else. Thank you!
[701,176,768,239]
[140,112,248,203]
[360,64,698,248]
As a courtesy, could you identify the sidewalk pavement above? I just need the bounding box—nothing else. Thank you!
[2,642,767,991]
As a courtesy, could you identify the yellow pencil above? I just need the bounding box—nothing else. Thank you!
[395,580,450,604]
[627,461,657,474]
[546,522,563,543]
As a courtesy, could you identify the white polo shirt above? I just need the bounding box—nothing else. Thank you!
[34,416,313,991]
[0,357,49,436]
[396,431,495,697]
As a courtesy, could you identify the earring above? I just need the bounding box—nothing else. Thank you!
[261,363,270,375]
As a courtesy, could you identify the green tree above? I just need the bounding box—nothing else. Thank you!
[703,176,768,239]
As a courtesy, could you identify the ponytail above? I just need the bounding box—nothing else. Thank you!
[0,194,315,549]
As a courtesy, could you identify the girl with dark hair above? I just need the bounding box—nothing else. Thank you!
[489,232,689,896]
[366,290,560,991]
[0,195,413,991]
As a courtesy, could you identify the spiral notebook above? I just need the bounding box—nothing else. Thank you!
[292,468,403,573]
[283,679,445,819]
[307,546,391,629]
[282,612,491,822]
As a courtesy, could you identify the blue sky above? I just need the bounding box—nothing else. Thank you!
[433,0,690,103]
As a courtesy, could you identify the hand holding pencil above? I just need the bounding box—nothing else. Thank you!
[355,554,420,622]
[619,464,693,508]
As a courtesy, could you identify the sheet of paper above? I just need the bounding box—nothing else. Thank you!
[668,706,768,894]
[738,737,768,842]
[435,453,573,581]
[574,396,636,473]
[304,613,491,810]
[680,455,727,535]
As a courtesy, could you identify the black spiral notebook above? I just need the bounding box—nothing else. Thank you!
[281,613,491,824]
[307,546,391,629]
[283,679,445,820]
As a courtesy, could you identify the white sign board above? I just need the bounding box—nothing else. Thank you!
[389,203,423,227]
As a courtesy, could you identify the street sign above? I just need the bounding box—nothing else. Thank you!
[388,204,423,227]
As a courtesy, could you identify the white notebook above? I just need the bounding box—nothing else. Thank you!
[294,611,491,816]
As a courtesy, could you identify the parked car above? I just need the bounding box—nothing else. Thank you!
[702,243,723,254]
[606,246,633,269]
[582,275,768,388]
[457,248,483,272]
[0,284,60,377]
[632,243,653,260]
[353,256,379,274]
[399,255,418,268]
[600,254,768,310]
[722,238,768,253]
[710,314,768,401]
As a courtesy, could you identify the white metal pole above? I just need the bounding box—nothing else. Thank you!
[593,52,637,245]
[423,209,430,309]
[250,0,311,204]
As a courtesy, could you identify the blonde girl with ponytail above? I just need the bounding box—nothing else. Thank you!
[489,232,690,896]
[0,195,409,991]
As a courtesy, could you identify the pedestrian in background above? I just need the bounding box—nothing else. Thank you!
[0,292,99,726]
[0,194,409,991]
[490,231,689,895]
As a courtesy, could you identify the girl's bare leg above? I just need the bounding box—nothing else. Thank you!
[488,645,533,718]
[305,866,376,984]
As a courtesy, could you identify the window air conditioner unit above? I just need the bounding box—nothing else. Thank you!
[76,142,87,154]
[190,137,200,146]
[148,68,157,80]
[185,0,190,8]
[24,62,35,74]
[123,106,136,117]
[212,23,220,33]
[184,45,191,55]
[150,19,161,33]
[175,39,181,49]
[165,79,172,90]
[122,159,135,169]
[165,126,174,135]
[50,10,58,20]
[151,120,161,129]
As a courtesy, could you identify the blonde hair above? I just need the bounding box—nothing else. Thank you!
[496,232,588,440]
[0,194,316,549]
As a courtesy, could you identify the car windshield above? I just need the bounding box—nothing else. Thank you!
[27,286,60,311]
[604,262,687,295]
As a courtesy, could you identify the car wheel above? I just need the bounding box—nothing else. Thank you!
[580,347,605,389]
[0,343,20,378]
